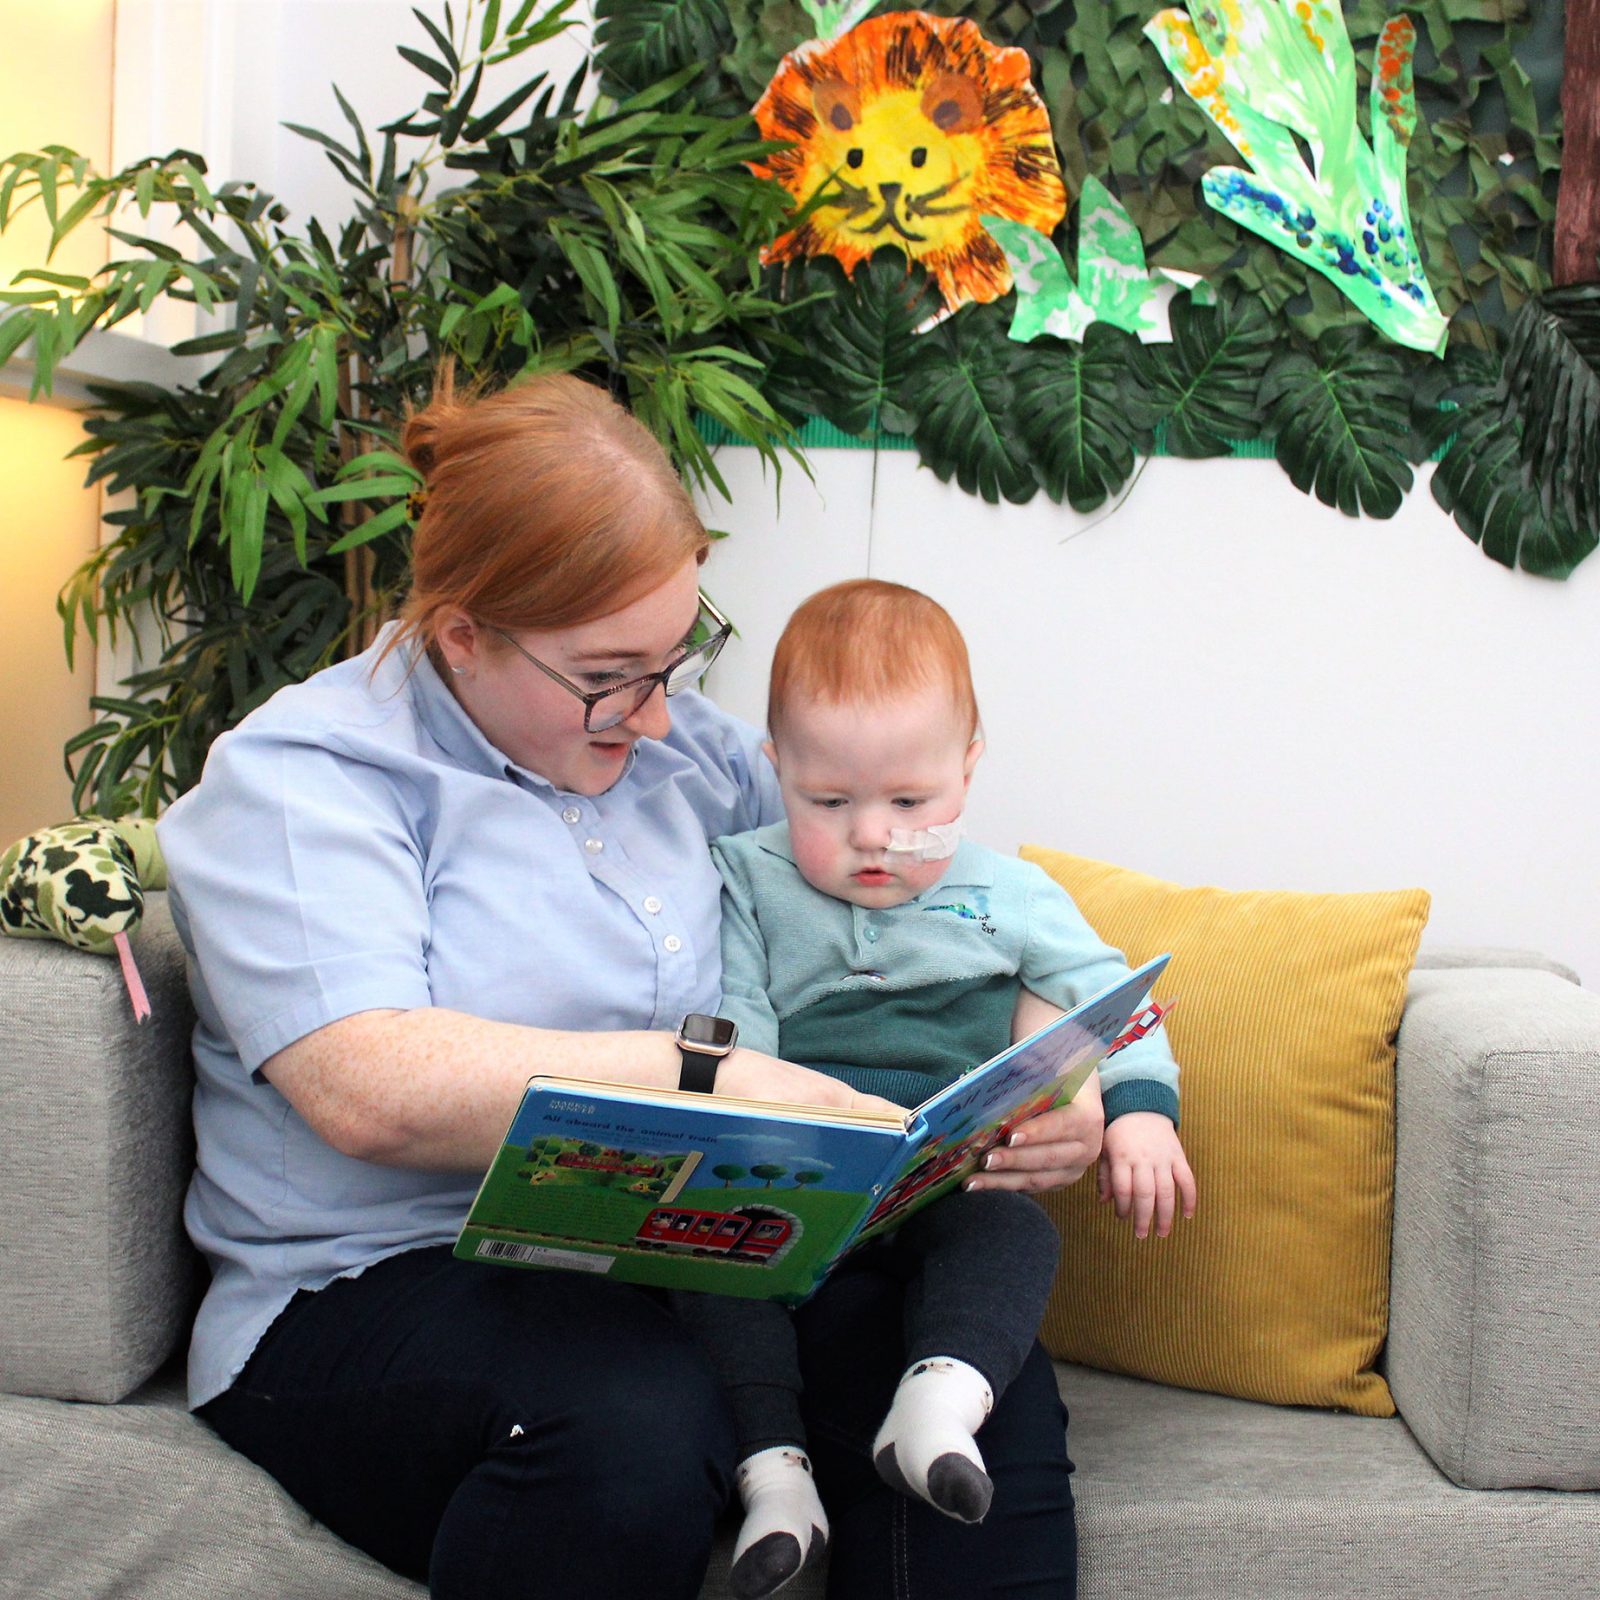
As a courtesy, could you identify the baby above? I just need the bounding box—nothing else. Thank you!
[679,580,1196,1599]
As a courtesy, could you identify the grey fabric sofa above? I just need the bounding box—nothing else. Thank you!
[3,894,1598,1599]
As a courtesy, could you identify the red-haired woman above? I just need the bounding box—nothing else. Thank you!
[159,371,1097,1599]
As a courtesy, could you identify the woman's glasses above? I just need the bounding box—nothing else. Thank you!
[492,594,732,733]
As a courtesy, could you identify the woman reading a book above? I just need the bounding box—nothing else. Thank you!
[158,369,1104,1600]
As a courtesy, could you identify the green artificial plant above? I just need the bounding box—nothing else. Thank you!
[0,0,804,815]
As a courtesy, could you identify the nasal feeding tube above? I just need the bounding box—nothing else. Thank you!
[883,815,964,863]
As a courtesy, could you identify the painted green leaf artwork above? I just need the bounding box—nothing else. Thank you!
[986,178,1217,344]
[796,0,876,41]
[986,178,1160,343]
[1145,0,1449,356]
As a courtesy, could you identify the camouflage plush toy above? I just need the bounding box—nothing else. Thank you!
[0,817,165,1020]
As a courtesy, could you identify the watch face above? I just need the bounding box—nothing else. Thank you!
[681,1013,737,1050]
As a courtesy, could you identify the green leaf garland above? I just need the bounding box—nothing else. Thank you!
[898,305,1039,506]
[1133,291,1276,457]
[1015,324,1154,512]
[1260,329,1416,519]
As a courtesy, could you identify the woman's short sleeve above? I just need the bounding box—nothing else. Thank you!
[159,726,435,1074]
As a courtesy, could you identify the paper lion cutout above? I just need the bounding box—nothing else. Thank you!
[752,11,1068,313]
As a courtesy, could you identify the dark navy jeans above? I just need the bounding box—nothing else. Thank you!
[201,1243,1076,1599]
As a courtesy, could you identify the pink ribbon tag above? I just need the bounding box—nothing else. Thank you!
[113,930,151,1023]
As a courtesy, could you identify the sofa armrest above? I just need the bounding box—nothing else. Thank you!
[0,892,200,1402]
[1388,964,1600,1489]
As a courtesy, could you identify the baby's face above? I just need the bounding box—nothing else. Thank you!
[767,685,981,909]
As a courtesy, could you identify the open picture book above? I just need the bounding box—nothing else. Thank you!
[456,955,1171,1304]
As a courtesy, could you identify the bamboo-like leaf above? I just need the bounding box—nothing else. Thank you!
[1260,329,1416,519]
[398,44,455,89]
[326,499,411,554]
[592,0,730,97]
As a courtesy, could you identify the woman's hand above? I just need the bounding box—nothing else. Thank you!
[715,1047,902,1117]
[965,1070,1106,1194]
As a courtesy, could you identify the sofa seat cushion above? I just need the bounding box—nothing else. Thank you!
[1062,1365,1600,1598]
[6,1365,1598,1600]
[0,1376,422,1600]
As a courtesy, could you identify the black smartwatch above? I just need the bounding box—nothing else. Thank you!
[675,1013,739,1093]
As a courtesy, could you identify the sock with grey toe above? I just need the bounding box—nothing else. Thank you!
[871,1356,995,1523]
[729,1446,829,1600]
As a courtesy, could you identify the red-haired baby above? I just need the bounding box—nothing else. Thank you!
[677,579,1196,1599]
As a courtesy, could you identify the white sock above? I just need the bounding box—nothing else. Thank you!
[871,1357,996,1523]
[729,1446,829,1600]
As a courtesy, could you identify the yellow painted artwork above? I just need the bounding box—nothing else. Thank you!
[752,11,1067,312]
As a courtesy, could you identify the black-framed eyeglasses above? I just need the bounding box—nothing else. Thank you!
[493,593,732,733]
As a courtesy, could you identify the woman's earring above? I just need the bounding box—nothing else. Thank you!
[451,665,467,677]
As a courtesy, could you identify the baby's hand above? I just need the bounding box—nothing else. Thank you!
[1097,1112,1196,1240]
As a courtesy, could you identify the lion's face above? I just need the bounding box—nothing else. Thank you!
[753,13,1067,311]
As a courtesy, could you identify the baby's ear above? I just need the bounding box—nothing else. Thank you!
[963,736,985,785]
[762,738,781,774]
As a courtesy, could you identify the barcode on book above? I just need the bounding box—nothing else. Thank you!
[474,1239,614,1273]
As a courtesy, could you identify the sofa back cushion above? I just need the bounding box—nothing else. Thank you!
[0,892,200,1401]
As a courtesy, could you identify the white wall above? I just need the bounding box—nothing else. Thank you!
[700,450,1600,986]
[106,1,1600,983]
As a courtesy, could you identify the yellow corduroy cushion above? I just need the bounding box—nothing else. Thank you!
[1022,846,1431,1416]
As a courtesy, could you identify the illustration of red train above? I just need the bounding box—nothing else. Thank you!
[633,1204,800,1265]
[553,1149,664,1178]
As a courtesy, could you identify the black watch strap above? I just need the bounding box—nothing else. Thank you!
[677,1048,722,1094]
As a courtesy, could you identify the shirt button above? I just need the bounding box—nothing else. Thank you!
[865,927,879,942]
[584,838,604,855]
[561,806,581,824]
[663,934,683,953]
[643,895,663,915]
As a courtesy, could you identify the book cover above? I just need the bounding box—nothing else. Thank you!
[455,955,1169,1303]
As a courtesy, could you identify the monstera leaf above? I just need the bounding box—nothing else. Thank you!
[1498,283,1600,538]
[1419,347,1599,580]
[1132,291,1275,456]
[896,305,1038,505]
[592,0,733,99]
[1259,329,1415,519]
[1015,324,1155,512]
[764,253,941,436]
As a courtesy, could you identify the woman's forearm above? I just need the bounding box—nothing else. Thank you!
[262,1008,686,1172]
[262,1007,893,1172]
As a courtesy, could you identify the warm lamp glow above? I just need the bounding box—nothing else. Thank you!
[0,398,103,842]
[0,1,116,842]
[0,1,115,294]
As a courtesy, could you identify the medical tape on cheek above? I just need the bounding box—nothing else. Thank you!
[883,816,964,863]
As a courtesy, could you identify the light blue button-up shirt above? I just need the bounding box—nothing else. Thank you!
[159,626,780,1407]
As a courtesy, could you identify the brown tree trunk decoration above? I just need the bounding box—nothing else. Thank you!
[1554,0,1599,287]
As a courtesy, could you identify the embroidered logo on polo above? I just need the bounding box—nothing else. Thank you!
[922,898,997,936]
